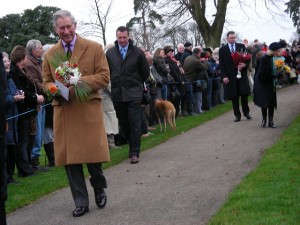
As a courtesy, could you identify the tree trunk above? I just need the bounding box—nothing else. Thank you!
[188,0,229,48]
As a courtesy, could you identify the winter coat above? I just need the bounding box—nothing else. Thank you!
[5,74,19,145]
[10,63,38,118]
[183,55,208,81]
[0,51,8,201]
[100,82,119,135]
[181,49,192,66]
[164,57,184,84]
[105,39,150,102]
[253,54,277,108]
[153,56,168,83]
[25,54,44,95]
[42,35,110,166]
[219,43,251,99]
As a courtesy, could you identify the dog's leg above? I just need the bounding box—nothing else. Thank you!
[172,111,176,131]
[166,111,173,131]
[157,114,162,132]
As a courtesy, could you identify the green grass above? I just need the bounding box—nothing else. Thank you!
[208,116,300,225]
[7,101,232,213]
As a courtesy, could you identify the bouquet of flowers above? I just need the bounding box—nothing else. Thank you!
[274,59,291,74]
[231,50,252,79]
[54,61,92,102]
[45,84,61,101]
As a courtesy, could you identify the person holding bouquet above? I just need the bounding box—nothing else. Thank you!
[219,31,252,122]
[253,41,287,128]
[42,10,110,217]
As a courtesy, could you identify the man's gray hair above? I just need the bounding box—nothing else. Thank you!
[26,39,42,54]
[53,10,76,27]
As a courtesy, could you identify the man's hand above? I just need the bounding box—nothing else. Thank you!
[238,62,246,71]
[223,77,229,84]
[36,94,44,103]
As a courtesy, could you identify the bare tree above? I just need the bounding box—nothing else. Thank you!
[157,0,292,48]
[78,0,113,46]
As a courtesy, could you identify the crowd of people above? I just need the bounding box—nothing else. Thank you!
[0,8,300,222]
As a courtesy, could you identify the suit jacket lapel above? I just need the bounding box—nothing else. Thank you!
[71,35,87,63]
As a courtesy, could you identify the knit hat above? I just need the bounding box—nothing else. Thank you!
[269,42,282,51]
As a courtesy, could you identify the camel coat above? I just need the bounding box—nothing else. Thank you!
[42,35,110,166]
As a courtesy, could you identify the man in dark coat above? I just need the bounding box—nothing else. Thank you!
[0,51,8,225]
[219,31,252,122]
[106,26,150,164]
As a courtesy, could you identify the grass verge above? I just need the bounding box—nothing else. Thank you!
[208,115,300,225]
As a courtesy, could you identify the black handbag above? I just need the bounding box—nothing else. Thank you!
[142,83,151,105]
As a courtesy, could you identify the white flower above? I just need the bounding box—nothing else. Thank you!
[69,69,81,86]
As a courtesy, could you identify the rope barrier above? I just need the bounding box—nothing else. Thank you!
[6,103,52,121]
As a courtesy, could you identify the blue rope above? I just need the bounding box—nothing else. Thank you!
[6,103,52,121]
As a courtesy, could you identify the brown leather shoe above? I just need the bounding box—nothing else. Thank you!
[130,155,139,164]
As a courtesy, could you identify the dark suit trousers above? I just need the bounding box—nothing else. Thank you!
[113,101,142,157]
[0,199,6,225]
[65,163,107,207]
[231,95,250,118]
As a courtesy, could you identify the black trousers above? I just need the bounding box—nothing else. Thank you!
[261,107,275,119]
[16,117,34,176]
[6,144,16,182]
[65,163,107,207]
[113,101,142,157]
[0,199,6,225]
[231,95,250,118]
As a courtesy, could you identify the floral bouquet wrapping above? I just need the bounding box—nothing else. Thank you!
[274,59,291,74]
[231,51,252,79]
[273,58,291,88]
[45,84,61,101]
[54,61,92,102]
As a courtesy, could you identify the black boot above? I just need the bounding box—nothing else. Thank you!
[261,108,267,127]
[44,142,55,167]
[261,117,267,127]
[30,157,40,171]
[268,118,276,128]
[31,157,50,172]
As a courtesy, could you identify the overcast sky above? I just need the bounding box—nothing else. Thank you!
[0,0,297,47]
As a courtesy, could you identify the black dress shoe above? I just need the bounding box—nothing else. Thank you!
[234,117,241,122]
[94,188,107,208]
[245,114,252,120]
[130,155,139,164]
[72,206,89,217]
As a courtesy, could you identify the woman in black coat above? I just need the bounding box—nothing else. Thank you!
[253,42,284,128]
[10,46,44,177]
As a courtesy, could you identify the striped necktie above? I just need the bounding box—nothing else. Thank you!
[230,44,235,53]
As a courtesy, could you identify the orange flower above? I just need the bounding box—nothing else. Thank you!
[49,84,58,94]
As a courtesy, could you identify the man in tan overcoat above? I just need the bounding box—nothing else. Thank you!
[42,10,110,217]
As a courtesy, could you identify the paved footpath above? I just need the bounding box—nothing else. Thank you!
[7,85,300,225]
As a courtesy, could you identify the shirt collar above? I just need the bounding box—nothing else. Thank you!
[118,44,128,52]
[62,34,77,52]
